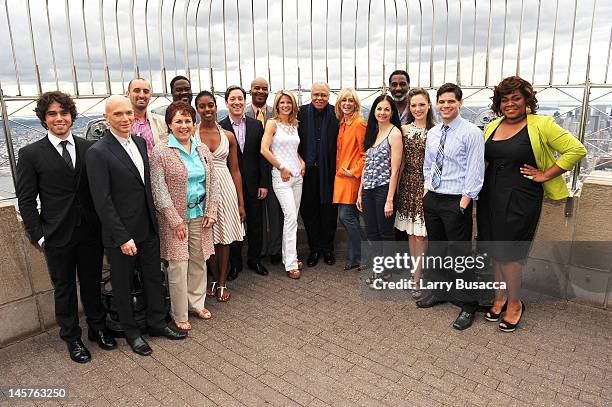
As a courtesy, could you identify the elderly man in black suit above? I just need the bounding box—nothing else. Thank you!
[297,82,339,267]
[86,95,186,357]
[220,85,271,280]
[16,91,116,363]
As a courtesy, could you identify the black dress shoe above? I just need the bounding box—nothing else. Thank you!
[323,251,335,265]
[453,310,476,330]
[67,339,91,363]
[306,252,320,267]
[416,294,446,308]
[148,325,188,340]
[88,329,117,350]
[248,261,269,276]
[127,336,153,356]
[270,253,282,265]
[226,266,239,281]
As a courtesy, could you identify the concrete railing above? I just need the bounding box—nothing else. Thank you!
[1,172,611,347]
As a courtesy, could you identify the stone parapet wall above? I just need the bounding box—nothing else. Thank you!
[524,171,612,309]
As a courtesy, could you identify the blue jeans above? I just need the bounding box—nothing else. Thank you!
[338,204,365,265]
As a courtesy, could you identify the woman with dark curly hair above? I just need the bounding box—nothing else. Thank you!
[478,76,586,332]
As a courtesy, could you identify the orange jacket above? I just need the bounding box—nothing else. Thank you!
[333,116,366,204]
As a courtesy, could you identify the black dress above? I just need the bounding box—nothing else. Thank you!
[477,125,544,262]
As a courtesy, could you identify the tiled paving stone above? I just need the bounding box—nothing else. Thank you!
[0,257,611,407]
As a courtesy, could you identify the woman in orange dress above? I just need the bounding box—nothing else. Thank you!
[332,88,367,270]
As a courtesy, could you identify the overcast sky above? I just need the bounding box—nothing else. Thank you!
[0,0,610,109]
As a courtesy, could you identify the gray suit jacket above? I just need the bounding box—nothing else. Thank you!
[245,104,272,125]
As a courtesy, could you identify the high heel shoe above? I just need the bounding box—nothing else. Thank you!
[498,302,525,333]
[484,301,508,322]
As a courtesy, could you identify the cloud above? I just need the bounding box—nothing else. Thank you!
[0,0,610,97]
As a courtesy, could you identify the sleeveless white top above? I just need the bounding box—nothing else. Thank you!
[271,122,301,177]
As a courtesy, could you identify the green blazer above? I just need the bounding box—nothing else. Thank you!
[484,114,587,200]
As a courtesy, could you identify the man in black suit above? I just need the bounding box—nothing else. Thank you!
[297,82,339,267]
[16,91,116,363]
[220,85,271,280]
[86,95,186,356]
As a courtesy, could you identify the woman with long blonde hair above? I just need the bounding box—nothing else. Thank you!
[260,90,306,279]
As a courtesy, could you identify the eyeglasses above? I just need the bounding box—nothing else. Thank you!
[312,93,329,99]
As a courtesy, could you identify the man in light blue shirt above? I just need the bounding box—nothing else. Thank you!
[417,83,485,331]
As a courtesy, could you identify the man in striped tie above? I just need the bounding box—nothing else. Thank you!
[418,83,485,331]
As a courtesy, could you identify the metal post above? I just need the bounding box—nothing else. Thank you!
[571,56,591,192]
[0,86,17,192]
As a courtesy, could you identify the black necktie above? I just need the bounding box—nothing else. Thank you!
[60,140,74,170]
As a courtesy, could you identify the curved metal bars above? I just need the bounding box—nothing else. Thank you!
[354,0,360,88]
[222,0,228,88]
[159,0,167,92]
[184,0,191,80]
[325,0,329,83]
[456,0,462,84]
[266,0,271,86]
[236,0,242,86]
[99,0,111,93]
[171,0,178,76]
[403,0,409,73]
[515,0,524,76]
[195,0,204,89]
[429,0,434,87]
[281,0,286,88]
[340,0,344,87]
[367,0,372,87]
[45,0,60,90]
[566,0,577,84]
[145,0,153,84]
[470,0,476,85]
[5,0,22,95]
[129,0,138,77]
[484,0,492,86]
[531,0,542,84]
[418,0,423,85]
[443,0,448,83]
[114,0,126,92]
[207,0,213,92]
[82,0,96,93]
[64,0,78,94]
[548,0,559,85]
[500,0,507,80]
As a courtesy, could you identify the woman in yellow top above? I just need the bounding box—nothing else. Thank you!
[478,76,586,332]
[332,88,367,270]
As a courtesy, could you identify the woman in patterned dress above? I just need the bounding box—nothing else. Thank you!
[394,88,436,299]
[195,91,245,302]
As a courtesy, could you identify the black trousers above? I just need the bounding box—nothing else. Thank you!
[361,184,396,266]
[44,223,105,342]
[230,188,264,269]
[106,232,167,339]
[423,192,478,313]
[299,165,338,253]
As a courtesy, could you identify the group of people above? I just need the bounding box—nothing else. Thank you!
[16,69,586,364]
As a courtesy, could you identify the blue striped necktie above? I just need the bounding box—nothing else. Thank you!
[431,125,449,189]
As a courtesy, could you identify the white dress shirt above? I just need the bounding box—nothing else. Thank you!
[111,131,145,183]
[47,131,77,167]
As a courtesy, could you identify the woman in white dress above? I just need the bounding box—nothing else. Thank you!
[195,91,245,302]
[260,90,306,279]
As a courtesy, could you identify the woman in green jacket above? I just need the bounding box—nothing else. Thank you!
[478,76,586,332]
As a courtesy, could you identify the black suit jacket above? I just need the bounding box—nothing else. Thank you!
[16,135,101,248]
[86,130,158,248]
[297,103,339,181]
[219,115,271,197]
